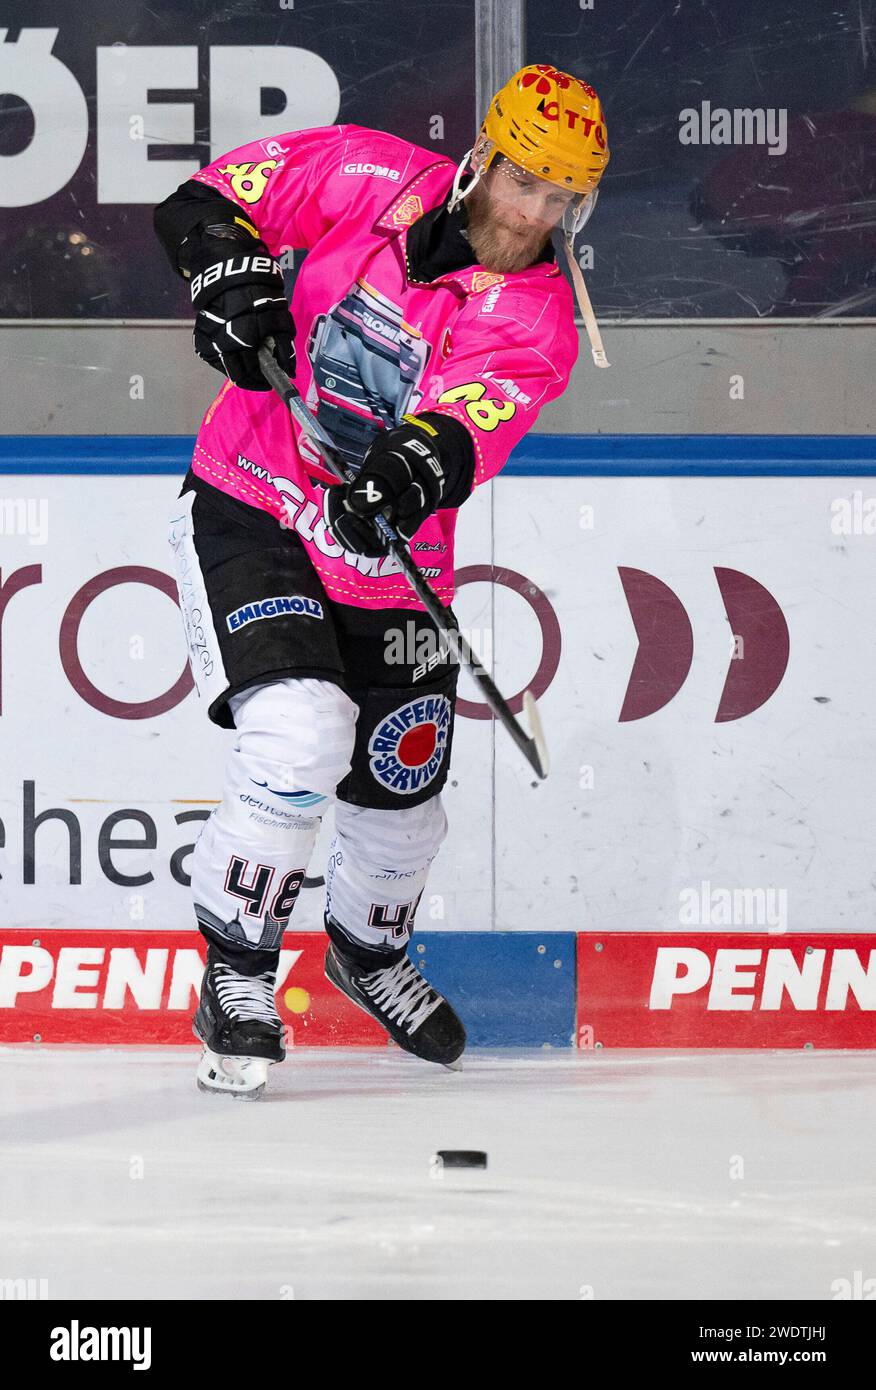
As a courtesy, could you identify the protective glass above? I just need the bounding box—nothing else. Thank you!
[471,147,597,236]
[488,156,580,225]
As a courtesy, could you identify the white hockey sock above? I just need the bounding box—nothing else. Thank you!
[325,797,448,955]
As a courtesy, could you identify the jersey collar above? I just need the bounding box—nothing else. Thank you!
[373,161,564,294]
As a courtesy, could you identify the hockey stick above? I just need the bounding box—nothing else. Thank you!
[257,342,550,779]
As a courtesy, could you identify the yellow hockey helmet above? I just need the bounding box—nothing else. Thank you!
[478,64,609,197]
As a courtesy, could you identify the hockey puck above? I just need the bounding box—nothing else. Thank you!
[432,1150,487,1169]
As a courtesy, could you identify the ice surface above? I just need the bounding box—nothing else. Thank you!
[1,1047,873,1300]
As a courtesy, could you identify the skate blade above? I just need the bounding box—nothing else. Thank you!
[442,1055,464,1072]
[196,1047,269,1100]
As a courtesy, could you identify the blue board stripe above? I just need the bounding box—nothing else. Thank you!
[508,433,876,476]
[417,931,577,1048]
[0,434,875,477]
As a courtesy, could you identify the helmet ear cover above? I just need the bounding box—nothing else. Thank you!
[471,131,499,176]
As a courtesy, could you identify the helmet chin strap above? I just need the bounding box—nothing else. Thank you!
[552,224,610,369]
[446,148,483,215]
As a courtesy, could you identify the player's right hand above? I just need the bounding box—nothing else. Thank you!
[188,225,295,391]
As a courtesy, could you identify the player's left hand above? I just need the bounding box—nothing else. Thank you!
[323,416,448,556]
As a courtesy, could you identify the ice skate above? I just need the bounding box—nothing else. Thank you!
[325,941,466,1068]
[193,951,286,1100]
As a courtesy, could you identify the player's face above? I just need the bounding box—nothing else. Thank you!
[465,158,579,273]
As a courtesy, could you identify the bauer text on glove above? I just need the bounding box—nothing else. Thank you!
[187,221,295,391]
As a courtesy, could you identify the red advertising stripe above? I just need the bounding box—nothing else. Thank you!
[0,929,384,1047]
[577,933,876,1048]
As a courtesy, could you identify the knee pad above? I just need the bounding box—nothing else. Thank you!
[191,677,357,955]
[223,677,359,832]
[325,795,448,955]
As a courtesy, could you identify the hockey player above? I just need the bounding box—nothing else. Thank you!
[155,65,609,1097]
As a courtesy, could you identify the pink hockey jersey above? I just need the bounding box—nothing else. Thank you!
[189,123,579,610]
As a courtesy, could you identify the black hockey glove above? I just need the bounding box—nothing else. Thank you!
[188,223,295,391]
[323,413,475,556]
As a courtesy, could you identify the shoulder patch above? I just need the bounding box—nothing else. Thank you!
[391,194,424,227]
[470,271,505,294]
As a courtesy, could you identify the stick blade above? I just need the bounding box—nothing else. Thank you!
[522,689,550,779]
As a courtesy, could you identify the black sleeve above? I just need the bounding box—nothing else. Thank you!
[153,179,257,277]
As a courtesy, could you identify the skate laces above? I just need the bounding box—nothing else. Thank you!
[212,963,281,1028]
[360,956,443,1035]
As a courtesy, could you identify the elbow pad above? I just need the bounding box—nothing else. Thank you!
[153,179,260,277]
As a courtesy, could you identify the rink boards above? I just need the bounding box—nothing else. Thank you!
[0,433,874,1048]
[0,928,873,1049]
